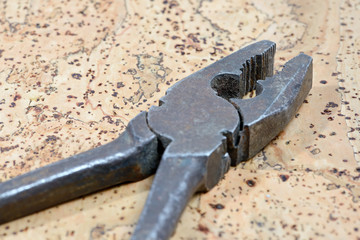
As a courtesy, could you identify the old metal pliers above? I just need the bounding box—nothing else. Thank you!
[0,40,312,239]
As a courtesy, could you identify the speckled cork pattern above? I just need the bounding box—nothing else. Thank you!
[0,0,359,239]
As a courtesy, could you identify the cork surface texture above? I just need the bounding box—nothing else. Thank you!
[0,0,360,239]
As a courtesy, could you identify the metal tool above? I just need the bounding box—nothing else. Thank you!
[0,40,312,239]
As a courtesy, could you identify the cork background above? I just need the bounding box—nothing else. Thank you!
[0,0,359,239]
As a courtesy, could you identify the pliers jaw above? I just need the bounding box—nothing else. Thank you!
[132,40,313,239]
[232,53,313,163]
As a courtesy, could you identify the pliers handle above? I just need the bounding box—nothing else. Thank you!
[0,41,312,240]
[0,112,160,223]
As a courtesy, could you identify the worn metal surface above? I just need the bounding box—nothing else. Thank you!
[0,40,312,240]
[0,112,160,224]
[232,53,313,161]
[132,40,312,239]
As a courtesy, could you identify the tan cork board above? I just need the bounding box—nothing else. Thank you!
[0,0,360,239]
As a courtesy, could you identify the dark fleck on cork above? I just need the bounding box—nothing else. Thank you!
[246,179,256,187]
[279,174,289,182]
[197,224,209,234]
[209,203,225,210]
[71,73,82,79]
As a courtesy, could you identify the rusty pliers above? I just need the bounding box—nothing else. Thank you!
[0,40,312,239]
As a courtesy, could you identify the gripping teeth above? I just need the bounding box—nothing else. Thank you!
[234,53,313,124]
[230,52,312,161]
[210,41,276,100]
[239,43,276,97]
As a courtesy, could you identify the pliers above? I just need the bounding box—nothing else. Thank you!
[0,40,312,240]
